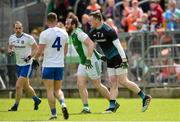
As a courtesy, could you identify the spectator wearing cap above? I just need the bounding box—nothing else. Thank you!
[131,0,143,18]
[121,0,132,32]
[164,0,180,31]
[126,0,143,32]
[148,0,163,27]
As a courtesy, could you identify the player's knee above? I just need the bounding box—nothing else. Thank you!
[108,78,118,88]
[118,76,128,85]
[47,90,54,98]
[54,89,62,97]
[92,80,101,88]
[54,90,59,97]
[109,78,117,84]
[77,81,85,88]
[16,84,22,91]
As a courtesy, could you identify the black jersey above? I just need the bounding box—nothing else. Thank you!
[89,23,119,59]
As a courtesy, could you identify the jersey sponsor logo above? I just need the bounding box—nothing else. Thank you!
[95,39,106,42]
[15,45,26,48]
[17,40,20,43]
[96,32,104,38]
[21,40,24,44]
[101,33,104,38]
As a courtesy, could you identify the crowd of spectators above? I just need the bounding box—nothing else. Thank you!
[45,0,180,85]
[1,0,180,88]
[47,0,180,33]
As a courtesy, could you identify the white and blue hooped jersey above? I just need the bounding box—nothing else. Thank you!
[9,33,36,66]
[39,27,68,67]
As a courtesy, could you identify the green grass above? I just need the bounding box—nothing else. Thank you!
[0,98,180,121]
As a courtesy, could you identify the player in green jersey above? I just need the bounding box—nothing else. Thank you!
[65,13,114,113]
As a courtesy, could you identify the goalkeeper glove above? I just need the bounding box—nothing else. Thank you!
[8,51,15,56]
[24,55,31,63]
[93,50,107,62]
[120,58,128,69]
[100,55,107,62]
[120,61,129,69]
[32,59,39,70]
[85,59,93,69]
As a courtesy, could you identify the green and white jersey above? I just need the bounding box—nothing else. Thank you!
[69,28,96,65]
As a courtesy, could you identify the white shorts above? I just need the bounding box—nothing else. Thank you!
[107,67,128,76]
[77,60,102,80]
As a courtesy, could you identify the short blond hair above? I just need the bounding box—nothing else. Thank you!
[13,21,23,28]
[47,12,57,23]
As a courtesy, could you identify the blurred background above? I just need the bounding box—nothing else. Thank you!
[0,0,180,98]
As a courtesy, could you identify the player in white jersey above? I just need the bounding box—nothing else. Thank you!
[8,21,41,111]
[65,13,111,114]
[33,13,69,120]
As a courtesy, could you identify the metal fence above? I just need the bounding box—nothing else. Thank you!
[118,30,180,88]
[0,30,180,90]
[0,0,180,90]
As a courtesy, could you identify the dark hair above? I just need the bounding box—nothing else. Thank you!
[47,12,57,23]
[89,10,103,21]
[67,13,79,28]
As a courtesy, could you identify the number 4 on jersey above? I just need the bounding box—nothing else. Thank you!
[52,37,62,51]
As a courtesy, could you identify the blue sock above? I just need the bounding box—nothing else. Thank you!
[138,90,145,100]
[51,108,56,116]
[32,96,39,102]
[109,100,116,108]
[59,99,65,105]
[14,101,19,108]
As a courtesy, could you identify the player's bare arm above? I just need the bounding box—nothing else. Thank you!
[64,43,68,56]
[31,42,38,57]
[83,37,95,59]
[34,44,45,60]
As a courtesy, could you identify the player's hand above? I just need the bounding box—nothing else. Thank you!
[85,59,93,69]
[24,55,31,63]
[8,51,15,56]
[32,59,39,70]
[120,61,129,69]
[100,55,107,62]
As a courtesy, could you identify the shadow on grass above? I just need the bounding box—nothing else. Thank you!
[0,110,10,112]
[59,112,106,116]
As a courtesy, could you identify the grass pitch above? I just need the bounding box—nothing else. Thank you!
[0,98,180,121]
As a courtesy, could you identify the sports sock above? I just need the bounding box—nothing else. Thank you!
[13,101,19,108]
[51,108,56,116]
[138,90,145,100]
[83,103,90,110]
[109,100,116,108]
[59,99,66,107]
[32,96,40,102]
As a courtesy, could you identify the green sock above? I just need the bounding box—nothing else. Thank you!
[83,104,90,110]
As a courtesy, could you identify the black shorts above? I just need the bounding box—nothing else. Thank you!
[107,55,122,68]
